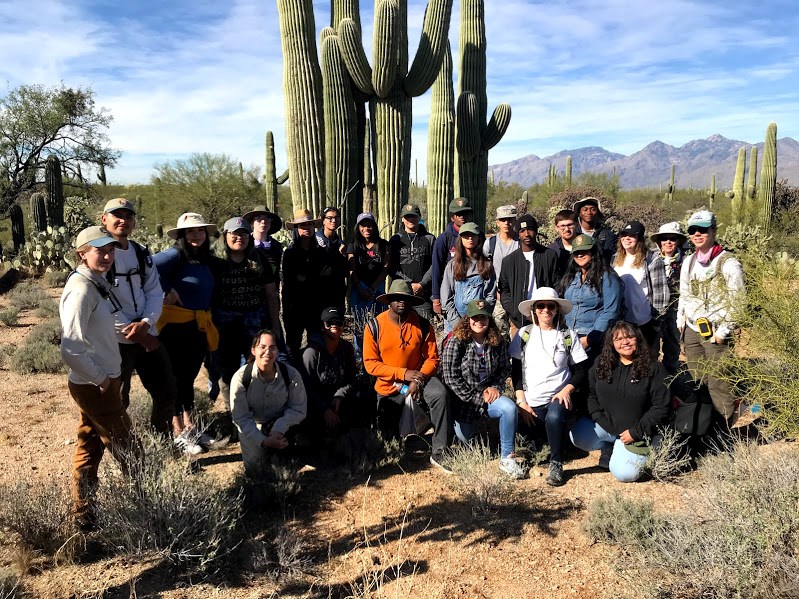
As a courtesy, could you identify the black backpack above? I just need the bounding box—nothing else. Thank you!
[240,360,292,393]
[106,239,153,290]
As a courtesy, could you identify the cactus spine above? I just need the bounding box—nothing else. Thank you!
[30,192,47,232]
[758,122,777,231]
[707,175,717,209]
[565,156,572,187]
[10,204,25,252]
[45,155,65,227]
[277,0,326,215]
[727,147,746,223]
[426,41,455,236]
[338,0,454,231]
[455,0,510,227]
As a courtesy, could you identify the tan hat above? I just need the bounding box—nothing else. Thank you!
[103,198,136,214]
[166,212,218,239]
[285,209,323,230]
[74,226,120,249]
[518,287,573,318]
[649,221,687,244]
[496,205,517,219]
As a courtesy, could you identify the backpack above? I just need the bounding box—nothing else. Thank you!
[106,239,153,290]
[240,360,292,393]
[516,324,574,394]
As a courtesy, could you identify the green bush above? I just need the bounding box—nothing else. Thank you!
[7,280,50,310]
[582,491,661,547]
[0,307,19,326]
[43,269,69,288]
[9,317,64,374]
[0,476,72,556]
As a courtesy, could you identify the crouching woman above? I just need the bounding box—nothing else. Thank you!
[60,226,143,530]
[570,321,671,482]
[231,330,307,477]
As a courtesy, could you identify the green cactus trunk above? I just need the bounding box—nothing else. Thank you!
[758,122,777,231]
[727,147,746,223]
[664,164,675,203]
[264,131,279,212]
[30,192,47,232]
[746,146,758,222]
[45,155,65,228]
[277,0,326,215]
[426,41,455,236]
[362,116,375,215]
[707,174,717,210]
[10,204,25,252]
[565,156,572,187]
[156,223,164,239]
[97,162,107,186]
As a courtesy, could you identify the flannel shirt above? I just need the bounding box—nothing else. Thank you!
[613,251,671,316]
[442,335,511,424]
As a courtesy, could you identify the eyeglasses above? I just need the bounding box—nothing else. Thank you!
[535,302,558,311]
[557,223,576,229]
[227,231,248,239]
[324,216,339,221]
[324,320,344,328]
[660,236,680,243]
[687,226,710,235]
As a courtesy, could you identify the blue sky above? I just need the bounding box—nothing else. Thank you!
[2,0,797,184]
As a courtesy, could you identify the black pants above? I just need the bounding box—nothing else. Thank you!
[377,376,452,454]
[283,301,319,363]
[119,341,176,435]
[159,321,207,415]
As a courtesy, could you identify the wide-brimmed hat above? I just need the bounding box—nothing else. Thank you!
[75,226,121,249]
[518,287,573,318]
[167,212,218,240]
[650,221,687,244]
[242,205,282,235]
[376,280,425,306]
[572,196,605,220]
[103,198,136,215]
[285,209,323,230]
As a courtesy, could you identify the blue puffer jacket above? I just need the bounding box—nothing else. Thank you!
[563,271,623,351]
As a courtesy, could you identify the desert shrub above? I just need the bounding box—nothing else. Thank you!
[239,458,303,519]
[7,280,49,310]
[0,566,21,598]
[64,196,95,238]
[335,428,403,476]
[447,440,513,517]
[643,427,693,482]
[590,442,799,598]
[0,307,19,326]
[94,427,243,570]
[34,298,59,319]
[0,477,72,556]
[606,202,668,239]
[249,525,314,581]
[547,185,616,214]
[43,269,69,288]
[9,317,63,374]
[582,491,661,547]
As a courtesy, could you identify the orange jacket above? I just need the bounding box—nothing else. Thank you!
[363,310,440,396]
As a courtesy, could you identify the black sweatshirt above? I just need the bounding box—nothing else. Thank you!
[587,361,671,441]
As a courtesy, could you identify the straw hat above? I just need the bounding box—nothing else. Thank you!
[285,209,323,229]
[518,287,573,318]
[166,213,218,240]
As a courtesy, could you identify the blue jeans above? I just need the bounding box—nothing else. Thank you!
[569,417,648,483]
[454,395,517,458]
[530,400,568,464]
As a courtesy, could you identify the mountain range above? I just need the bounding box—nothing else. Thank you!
[490,135,799,189]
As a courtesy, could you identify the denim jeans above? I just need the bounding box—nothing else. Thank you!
[454,395,517,458]
[529,399,568,464]
[569,417,648,483]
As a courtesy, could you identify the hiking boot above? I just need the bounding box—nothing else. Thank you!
[174,430,205,456]
[499,455,528,480]
[195,431,230,451]
[429,451,454,474]
[545,461,565,487]
[598,444,612,470]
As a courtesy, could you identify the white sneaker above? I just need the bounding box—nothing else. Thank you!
[174,430,205,456]
[195,431,230,451]
[499,455,528,480]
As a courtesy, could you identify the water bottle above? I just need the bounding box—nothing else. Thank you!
[395,382,411,398]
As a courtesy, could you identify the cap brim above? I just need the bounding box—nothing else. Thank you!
[376,292,425,306]
[286,218,323,230]
[518,298,573,317]
[86,237,121,248]
[166,223,218,240]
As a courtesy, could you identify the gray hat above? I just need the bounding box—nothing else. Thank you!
[223,217,252,234]
[496,205,517,219]
[75,226,120,249]
[103,198,136,214]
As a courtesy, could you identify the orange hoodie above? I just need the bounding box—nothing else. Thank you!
[363,310,440,396]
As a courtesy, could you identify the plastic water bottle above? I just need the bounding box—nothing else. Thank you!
[395,382,411,398]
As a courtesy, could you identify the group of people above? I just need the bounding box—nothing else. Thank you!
[58,194,745,528]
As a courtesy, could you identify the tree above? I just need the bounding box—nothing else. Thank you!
[0,83,119,215]
[151,153,262,225]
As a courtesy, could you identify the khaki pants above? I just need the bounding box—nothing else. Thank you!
[493,298,511,338]
[68,378,142,520]
[682,328,738,423]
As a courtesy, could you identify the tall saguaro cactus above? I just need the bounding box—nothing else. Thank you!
[664,165,675,202]
[426,42,455,236]
[30,192,47,233]
[565,156,572,187]
[727,147,746,223]
[758,122,777,231]
[455,0,511,227]
[10,204,25,252]
[45,155,65,227]
[337,0,454,231]
[264,131,289,213]
[277,0,326,215]
[707,174,717,209]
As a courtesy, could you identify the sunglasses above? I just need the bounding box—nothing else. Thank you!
[324,320,344,328]
[660,236,680,243]
[687,226,710,235]
[324,216,339,221]
[572,250,591,258]
[535,302,558,311]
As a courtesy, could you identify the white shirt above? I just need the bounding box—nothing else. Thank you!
[109,242,164,342]
[523,251,537,299]
[614,254,651,325]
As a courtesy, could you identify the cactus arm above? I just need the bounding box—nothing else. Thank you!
[404,0,455,97]
[371,0,400,99]
[746,146,758,200]
[456,92,481,162]
[758,122,777,231]
[426,41,455,236]
[482,103,511,150]
[276,169,290,185]
[729,147,746,222]
[338,18,375,95]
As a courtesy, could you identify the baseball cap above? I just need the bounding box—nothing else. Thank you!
[448,197,472,214]
[320,307,344,325]
[458,222,481,236]
[514,214,539,233]
[223,217,252,234]
[75,226,120,249]
[496,205,517,219]
[465,299,492,318]
[570,234,596,252]
[401,204,422,218]
[687,210,716,230]
[103,198,136,214]
[619,220,646,240]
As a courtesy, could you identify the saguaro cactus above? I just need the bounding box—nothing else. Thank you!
[565,156,572,187]
[707,175,717,209]
[362,116,375,215]
[45,155,65,227]
[727,147,746,223]
[426,42,455,236]
[664,165,675,202]
[758,122,777,231]
[337,0,454,230]
[10,204,25,252]
[455,0,511,227]
[30,192,47,233]
[97,161,107,186]
[746,145,758,200]
[277,0,326,215]
[264,131,289,213]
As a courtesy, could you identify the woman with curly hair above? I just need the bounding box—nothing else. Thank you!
[440,223,496,332]
[569,321,671,482]
[442,299,525,479]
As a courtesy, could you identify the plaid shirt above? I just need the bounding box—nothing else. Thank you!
[442,335,511,424]
[646,252,671,315]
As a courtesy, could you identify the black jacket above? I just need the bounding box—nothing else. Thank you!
[547,238,572,281]
[498,244,559,328]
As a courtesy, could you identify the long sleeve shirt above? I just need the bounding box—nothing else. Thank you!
[300,335,357,412]
[108,240,164,341]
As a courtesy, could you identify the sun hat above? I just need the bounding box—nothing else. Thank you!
[75,226,120,249]
[242,205,282,235]
[618,220,646,241]
[401,203,422,218]
[496,205,517,220]
[167,212,218,240]
[448,197,472,214]
[518,287,573,318]
[320,306,345,325]
[355,212,377,227]
[103,198,136,214]
[570,234,596,253]
[572,196,604,219]
[376,280,425,306]
[514,214,539,233]
[465,299,493,318]
[686,210,716,230]
[458,222,481,236]
[650,221,687,244]
[222,217,252,234]
[285,209,323,230]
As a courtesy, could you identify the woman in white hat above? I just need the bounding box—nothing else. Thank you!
[649,222,687,374]
[60,226,142,530]
[153,213,226,454]
[509,287,589,486]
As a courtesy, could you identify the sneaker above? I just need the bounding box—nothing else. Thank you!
[174,430,205,456]
[195,431,230,451]
[545,461,565,487]
[429,451,454,474]
[598,444,612,470]
[499,455,528,480]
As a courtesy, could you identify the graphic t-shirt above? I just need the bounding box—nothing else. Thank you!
[347,240,388,286]
[212,256,274,312]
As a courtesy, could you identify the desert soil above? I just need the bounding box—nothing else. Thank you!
[0,282,698,599]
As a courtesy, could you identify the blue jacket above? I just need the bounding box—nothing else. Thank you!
[431,222,460,301]
[563,270,623,350]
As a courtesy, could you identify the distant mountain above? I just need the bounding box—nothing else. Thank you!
[490,135,799,189]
